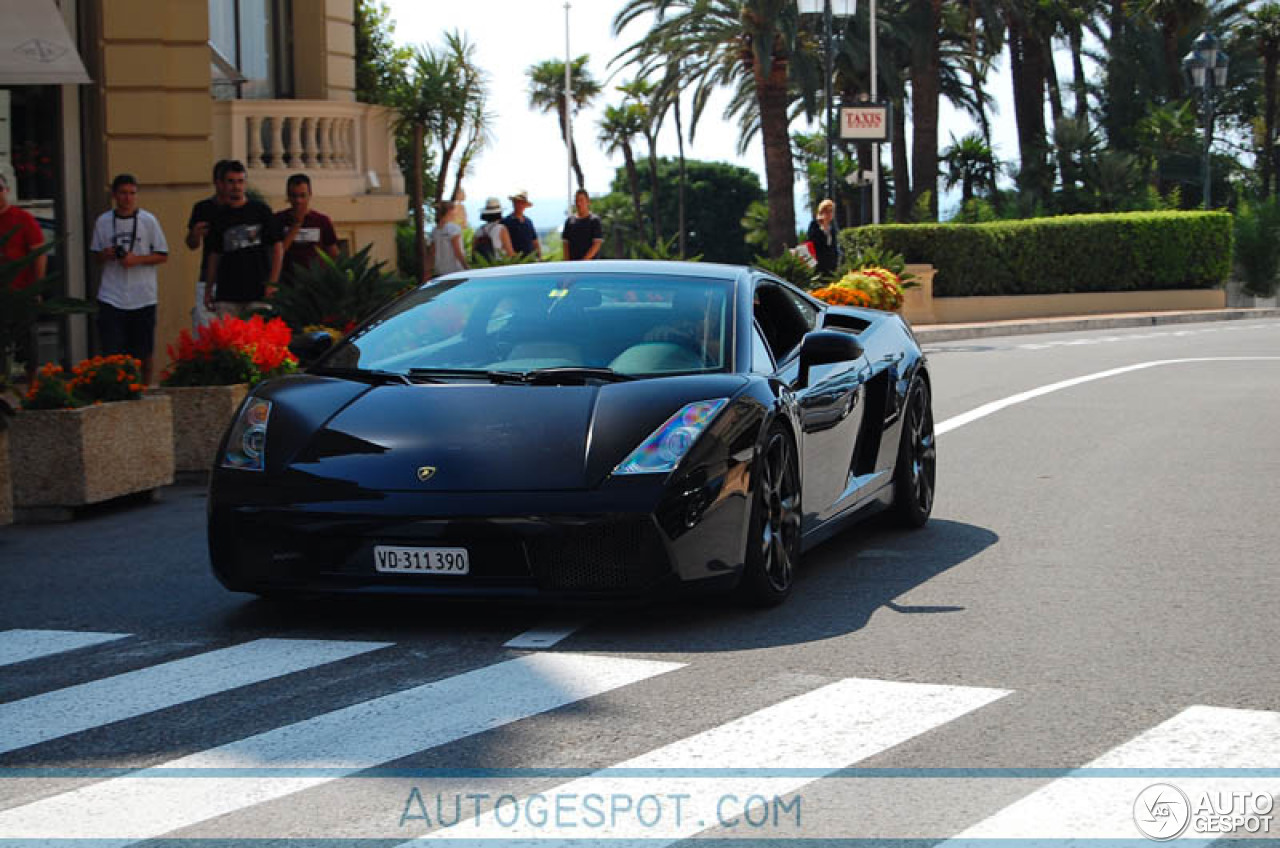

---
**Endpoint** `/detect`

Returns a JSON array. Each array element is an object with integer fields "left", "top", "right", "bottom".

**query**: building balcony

[{"left": 211, "top": 99, "right": 406, "bottom": 202}]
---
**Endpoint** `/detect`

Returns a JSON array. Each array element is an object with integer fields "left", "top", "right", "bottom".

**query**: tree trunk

[
  {"left": 1008, "top": 16, "right": 1052, "bottom": 205},
  {"left": 757, "top": 54, "right": 796, "bottom": 257},
  {"left": 674, "top": 95, "right": 688, "bottom": 258},
  {"left": 892, "top": 95, "right": 911, "bottom": 222},
  {"left": 1265, "top": 51, "right": 1278, "bottom": 197},
  {"left": 413, "top": 123, "right": 427, "bottom": 284},
  {"left": 1069, "top": 25, "right": 1089, "bottom": 123},
  {"left": 645, "top": 134, "right": 662, "bottom": 244},
  {"left": 623, "top": 144, "right": 645, "bottom": 238},
  {"left": 909, "top": 0, "right": 942, "bottom": 221}
]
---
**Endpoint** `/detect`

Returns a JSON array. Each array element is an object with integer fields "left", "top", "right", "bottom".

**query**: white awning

[{"left": 0, "top": 0, "right": 91, "bottom": 86}]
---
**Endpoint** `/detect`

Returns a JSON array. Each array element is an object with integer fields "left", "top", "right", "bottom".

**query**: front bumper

[{"left": 208, "top": 477, "right": 750, "bottom": 601}]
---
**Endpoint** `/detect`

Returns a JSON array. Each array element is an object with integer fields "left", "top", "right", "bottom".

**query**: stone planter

[
  {"left": 152, "top": 384, "right": 248, "bottom": 473},
  {"left": 0, "top": 427, "right": 12, "bottom": 526},
  {"left": 1225, "top": 279, "right": 1279, "bottom": 308},
  {"left": 9, "top": 394, "right": 174, "bottom": 516}
]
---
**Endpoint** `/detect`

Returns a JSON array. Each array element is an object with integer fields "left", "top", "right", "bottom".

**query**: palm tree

[
  {"left": 618, "top": 78, "right": 664, "bottom": 242},
  {"left": 614, "top": 0, "right": 803, "bottom": 257},
  {"left": 941, "top": 132, "right": 998, "bottom": 206},
  {"left": 1132, "top": 0, "right": 1206, "bottom": 99},
  {"left": 527, "top": 56, "right": 602, "bottom": 192},
  {"left": 392, "top": 33, "right": 490, "bottom": 282},
  {"left": 598, "top": 99, "right": 648, "bottom": 237}
]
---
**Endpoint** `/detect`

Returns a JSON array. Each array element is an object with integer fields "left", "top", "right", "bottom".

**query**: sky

[{"left": 381, "top": 0, "right": 1023, "bottom": 226}]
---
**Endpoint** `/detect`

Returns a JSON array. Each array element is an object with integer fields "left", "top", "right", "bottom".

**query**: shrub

[
  {"left": 755, "top": 251, "right": 817, "bottom": 289},
  {"left": 161, "top": 315, "right": 296, "bottom": 387},
  {"left": 841, "top": 212, "right": 1232, "bottom": 297}
]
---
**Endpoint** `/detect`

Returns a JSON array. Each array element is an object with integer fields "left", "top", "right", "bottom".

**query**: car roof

[{"left": 432, "top": 259, "right": 753, "bottom": 284}]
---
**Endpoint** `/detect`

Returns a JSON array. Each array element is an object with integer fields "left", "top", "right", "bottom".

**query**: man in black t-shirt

[
  {"left": 185, "top": 160, "right": 231, "bottom": 326},
  {"left": 203, "top": 160, "right": 283, "bottom": 316},
  {"left": 562, "top": 189, "right": 603, "bottom": 261}
]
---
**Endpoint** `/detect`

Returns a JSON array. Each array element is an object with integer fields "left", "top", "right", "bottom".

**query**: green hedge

[{"left": 840, "top": 212, "right": 1233, "bottom": 297}]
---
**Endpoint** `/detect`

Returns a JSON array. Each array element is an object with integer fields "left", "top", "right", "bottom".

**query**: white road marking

[
  {"left": 406, "top": 677, "right": 1010, "bottom": 844},
  {"left": 0, "top": 653, "right": 682, "bottom": 843},
  {"left": 504, "top": 621, "right": 587, "bottom": 650},
  {"left": 0, "top": 638, "right": 392, "bottom": 755},
  {"left": 950, "top": 705, "right": 1280, "bottom": 840},
  {"left": 937, "top": 357, "right": 1280, "bottom": 436},
  {"left": 1010, "top": 322, "right": 1279, "bottom": 351},
  {"left": 0, "top": 629, "right": 128, "bottom": 668}
]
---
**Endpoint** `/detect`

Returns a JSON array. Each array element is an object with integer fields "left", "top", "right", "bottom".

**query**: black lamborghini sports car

[{"left": 208, "top": 260, "right": 935, "bottom": 605}]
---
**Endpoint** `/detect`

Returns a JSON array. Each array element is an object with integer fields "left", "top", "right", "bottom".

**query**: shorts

[{"left": 97, "top": 301, "right": 157, "bottom": 359}]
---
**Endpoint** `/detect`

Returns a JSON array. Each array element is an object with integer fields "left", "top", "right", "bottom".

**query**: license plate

[{"left": 374, "top": 546, "right": 470, "bottom": 575}]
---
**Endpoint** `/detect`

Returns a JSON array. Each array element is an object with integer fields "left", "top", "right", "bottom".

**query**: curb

[{"left": 910, "top": 307, "right": 1280, "bottom": 344}]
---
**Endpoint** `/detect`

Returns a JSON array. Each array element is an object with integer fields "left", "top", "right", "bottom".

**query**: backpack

[{"left": 473, "top": 223, "right": 497, "bottom": 261}]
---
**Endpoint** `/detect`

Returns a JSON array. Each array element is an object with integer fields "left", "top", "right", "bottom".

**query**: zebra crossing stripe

[
  {"left": 0, "top": 652, "right": 682, "bottom": 843},
  {"left": 407, "top": 676, "right": 1010, "bottom": 844},
  {"left": 0, "top": 629, "right": 128, "bottom": 668},
  {"left": 950, "top": 705, "right": 1280, "bottom": 840},
  {"left": 0, "top": 638, "right": 393, "bottom": 755}
]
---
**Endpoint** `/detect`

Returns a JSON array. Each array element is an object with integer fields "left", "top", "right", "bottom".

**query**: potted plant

[
  {"left": 10, "top": 355, "right": 173, "bottom": 517},
  {"left": 155, "top": 314, "right": 297, "bottom": 473}
]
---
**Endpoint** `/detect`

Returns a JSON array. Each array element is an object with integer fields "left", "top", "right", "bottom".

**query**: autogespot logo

[{"left": 1134, "top": 783, "right": 1191, "bottom": 840}]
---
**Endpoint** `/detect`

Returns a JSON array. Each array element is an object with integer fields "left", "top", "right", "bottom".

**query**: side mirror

[
  {"left": 289, "top": 330, "right": 334, "bottom": 365},
  {"left": 796, "top": 330, "right": 864, "bottom": 389}
]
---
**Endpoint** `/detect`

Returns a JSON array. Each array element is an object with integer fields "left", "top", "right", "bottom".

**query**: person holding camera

[{"left": 91, "top": 173, "right": 169, "bottom": 384}]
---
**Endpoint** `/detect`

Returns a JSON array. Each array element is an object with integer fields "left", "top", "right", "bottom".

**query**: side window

[
  {"left": 753, "top": 281, "right": 810, "bottom": 362},
  {"left": 750, "top": 323, "right": 775, "bottom": 374},
  {"left": 782, "top": 286, "right": 820, "bottom": 330}
]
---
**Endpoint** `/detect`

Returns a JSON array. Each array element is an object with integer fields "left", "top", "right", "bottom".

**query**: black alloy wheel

[
  {"left": 740, "top": 426, "right": 802, "bottom": 606},
  {"left": 891, "top": 377, "right": 936, "bottom": 528}
]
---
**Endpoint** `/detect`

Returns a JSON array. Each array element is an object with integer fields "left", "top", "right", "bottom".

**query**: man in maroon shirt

[
  {"left": 0, "top": 173, "right": 48, "bottom": 383},
  {"left": 275, "top": 173, "right": 338, "bottom": 281}
]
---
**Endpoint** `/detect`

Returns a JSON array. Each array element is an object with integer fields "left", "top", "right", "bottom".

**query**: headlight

[
  {"left": 613, "top": 398, "right": 728, "bottom": 475},
  {"left": 221, "top": 397, "right": 272, "bottom": 471}
]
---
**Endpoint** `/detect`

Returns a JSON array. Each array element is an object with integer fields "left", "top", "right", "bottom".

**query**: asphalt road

[{"left": 1, "top": 316, "right": 1278, "bottom": 843}]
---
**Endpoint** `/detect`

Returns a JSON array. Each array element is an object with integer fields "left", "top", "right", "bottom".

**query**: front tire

[
  {"left": 739, "top": 426, "right": 802, "bottom": 606},
  {"left": 890, "top": 376, "right": 936, "bottom": 528}
]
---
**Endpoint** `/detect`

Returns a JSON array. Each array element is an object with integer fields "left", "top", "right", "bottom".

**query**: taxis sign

[{"left": 839, "top": 104, "right": 891, "bottom": 142}]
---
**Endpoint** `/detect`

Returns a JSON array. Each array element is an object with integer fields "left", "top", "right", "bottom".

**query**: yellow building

[{"left": 1, "top": 0, "right": 406, "bottom": 367}]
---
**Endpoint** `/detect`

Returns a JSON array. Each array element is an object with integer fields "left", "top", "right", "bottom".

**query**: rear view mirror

[{"left": 289, "top": 330, "right": 334, "bottom": 365}]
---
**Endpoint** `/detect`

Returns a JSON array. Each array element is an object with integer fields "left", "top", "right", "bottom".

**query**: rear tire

[
  {"left": 739, "top": 425, "right": 802, "bottom": 607},
  {"left": 889, "top": 376, "right": 936, "bottom": 528}
]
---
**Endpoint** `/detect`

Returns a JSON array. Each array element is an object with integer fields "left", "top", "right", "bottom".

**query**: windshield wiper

[
  {"left": 407, "top": 367, "right": 518, "bottom": 383},
  {"left": 519, "top": 367, "right": 636, "bottom": 384},
  {"left": 312, "top": 366, "right": 425, "bottom": 385}
]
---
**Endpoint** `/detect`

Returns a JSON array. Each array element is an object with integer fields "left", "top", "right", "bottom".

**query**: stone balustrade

[{"left": 212, "top": 99, "right": 404, "bottom": 197}]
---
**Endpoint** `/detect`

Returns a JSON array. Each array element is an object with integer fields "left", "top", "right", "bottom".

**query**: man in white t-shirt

[{"left": 91, "top": 174, "right": 169, "bottom": 384}]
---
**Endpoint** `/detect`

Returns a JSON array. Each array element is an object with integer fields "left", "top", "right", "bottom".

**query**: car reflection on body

[{"left": 208, "top": 260, "right": 935, "bottom": 606}]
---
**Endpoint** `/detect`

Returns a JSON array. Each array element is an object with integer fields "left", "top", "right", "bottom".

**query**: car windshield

[{"left": 319, "top": 272, "right": 733, "bottom": 378}]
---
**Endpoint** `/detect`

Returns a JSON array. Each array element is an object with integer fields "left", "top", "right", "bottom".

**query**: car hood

[{"left": 282, "top": 376, "right": 749, "bottom": 492}]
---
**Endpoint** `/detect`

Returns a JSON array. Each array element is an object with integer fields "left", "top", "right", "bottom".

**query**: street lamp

[
  {"left": 1182, "top": 31, "right": 1230, "bottom": 209},
  {"left": 797, "top": 0, "right": 856, "bottom": 221}
]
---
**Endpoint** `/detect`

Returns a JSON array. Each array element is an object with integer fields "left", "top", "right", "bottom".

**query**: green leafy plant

[
  {"left": 0, "top": 230, "right": 94, "bottom": 403},
  {"left": 754, "top": 251, "right": 818, "bottom": 289},
  {"left": 629, "top": 235, "right": 702, "bottom": 262},
  {"left": 269, "top": 245, "right": 410, "bottom": 333},
  {"left": 1233, "top": 196, "right": 1280, "bottom": 297}
]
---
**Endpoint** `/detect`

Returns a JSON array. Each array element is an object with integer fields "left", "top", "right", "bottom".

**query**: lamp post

[
  {"left": 797, "top": 0, "right": 856, "bottom": 220},
  {"left": 1182, "top": 31, "right": 1230, "bottom": 209}
]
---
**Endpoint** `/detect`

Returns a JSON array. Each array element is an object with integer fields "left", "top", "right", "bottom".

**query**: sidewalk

[{"left": 910, "top": 306, "right": 1280, "bottom": 344}]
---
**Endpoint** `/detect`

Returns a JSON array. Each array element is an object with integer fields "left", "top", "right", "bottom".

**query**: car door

[{"left": 753, "top": 278, "right": 867, "bottom": 525}]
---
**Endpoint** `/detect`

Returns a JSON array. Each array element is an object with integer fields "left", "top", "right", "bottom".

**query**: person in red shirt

[
  {"left": 0, "top": 173, "right": 48, "bottom": 383},
  {"left": 275, "top": 173, "right": 338, "bottom": 281}
]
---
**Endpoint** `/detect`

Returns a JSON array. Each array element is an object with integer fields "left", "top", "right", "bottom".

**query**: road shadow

[
  {"left": 562, "top": 517, "right": 997, "bottom": 653},
  {"left": 212, "top": 517, "right": 995, "bottom": 652}
]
